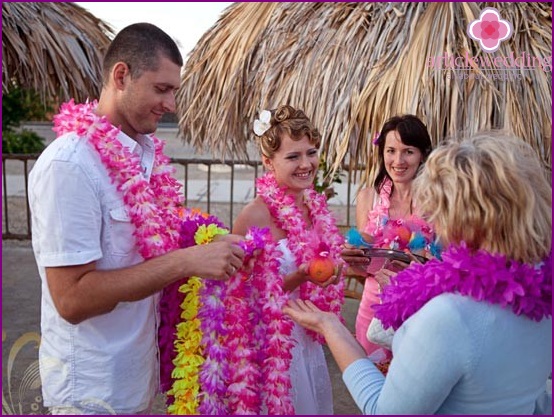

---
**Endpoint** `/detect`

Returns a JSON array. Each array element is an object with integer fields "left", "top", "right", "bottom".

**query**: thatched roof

[
  {"left": 2, "top": 2, "right": 114, "bottom": 102},
  {"left": 176, "top": 2, "right": 552, "bottom": 181}
]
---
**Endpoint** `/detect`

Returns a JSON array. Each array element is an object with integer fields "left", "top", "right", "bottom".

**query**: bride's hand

[{"left": 302, "top": 264, "right": 343, "bottom": 288}]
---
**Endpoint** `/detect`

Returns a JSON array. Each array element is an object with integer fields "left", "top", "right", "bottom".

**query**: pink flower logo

[{"left": 467, "top": 7, "right": 512, "bottom": 53}]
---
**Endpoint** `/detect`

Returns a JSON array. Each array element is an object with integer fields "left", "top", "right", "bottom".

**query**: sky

[{"left": 75, "top": 2, "right": 233, "bottom": 59}]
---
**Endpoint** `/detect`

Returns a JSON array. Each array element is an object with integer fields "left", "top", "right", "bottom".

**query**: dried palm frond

[
  {"left": 2, "top": 2, "right": 114, "bottom": 102},
  {"left": 177, "top": 2, "right": 552, "bottom": 181}
]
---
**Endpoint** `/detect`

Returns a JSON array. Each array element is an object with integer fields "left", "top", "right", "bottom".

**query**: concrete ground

[{"left": 1, "top": 239, "right": 362, "bottom": 415}]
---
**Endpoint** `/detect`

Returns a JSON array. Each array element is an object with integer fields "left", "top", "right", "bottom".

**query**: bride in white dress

[{"left": 233, "top": 105, "right": 344, "bottom": 414}]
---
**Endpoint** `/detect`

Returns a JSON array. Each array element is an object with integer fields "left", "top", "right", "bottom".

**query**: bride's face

[{"left": 264, "top": 133, "right": 319, "bottom": 193}]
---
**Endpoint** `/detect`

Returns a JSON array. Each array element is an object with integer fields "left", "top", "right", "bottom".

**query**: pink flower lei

[
  {"left": 52, "top": 101, "right": 306, "bottom": 414},
  {"left": 52, "top": 99, "right": 183, "bottom": 259},
  {"left": 375, "top": 243, "right": 552, "bottom": 330},
  {"left": 222, "top": 230, "right": 295, "bottom": 415},
  {"left": 161, "top": 221, "right": 294, "bottom": 415},
  {"left": 365, "top": 177, "right": 441, "bottom": 258},
  {"left": 256, "top": 171, "right": 346, "bottom": 341}
]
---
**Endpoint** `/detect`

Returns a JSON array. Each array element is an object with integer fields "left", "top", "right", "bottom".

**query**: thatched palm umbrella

[
  {"left": 176, "top": 2, "right": 551, "bottom": 181},
  {"left": 2, "top": 2, "right": 114, "bottom": 102}
]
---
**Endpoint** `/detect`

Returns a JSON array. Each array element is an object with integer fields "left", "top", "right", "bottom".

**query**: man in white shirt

[{"left": 28, "top": 23, "right": 245, "bottom": 414}]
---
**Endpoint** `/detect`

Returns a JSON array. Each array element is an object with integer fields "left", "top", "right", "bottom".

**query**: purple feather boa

[{"left": 375, "top": 243, "right": 552, "bottom": 330}]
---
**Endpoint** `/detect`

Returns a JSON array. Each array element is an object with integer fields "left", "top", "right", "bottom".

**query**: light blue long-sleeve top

[{"left": 343, "top": 293, "right": 552, "bottom": 414}]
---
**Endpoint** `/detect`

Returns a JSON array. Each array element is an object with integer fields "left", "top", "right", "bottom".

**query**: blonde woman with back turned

[{"left": 284, "top": 132, "right": 552, "bottom": 414}]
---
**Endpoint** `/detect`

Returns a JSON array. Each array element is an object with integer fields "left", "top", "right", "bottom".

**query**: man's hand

[
  {"left": 183, "top": 240, "right": 245, "bottom": 280},
  {"left": 213, "top": 232, "right": 244, "bottom": 245}
]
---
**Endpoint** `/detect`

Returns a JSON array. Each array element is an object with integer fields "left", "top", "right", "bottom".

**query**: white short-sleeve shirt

[{"left": 29, "top": 130, "right": 161, "bottom": 413}]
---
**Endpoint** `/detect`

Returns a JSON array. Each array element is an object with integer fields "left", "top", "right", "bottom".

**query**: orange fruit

[{"left": 308, "top": 257, "right": 335, "bottom": 282}]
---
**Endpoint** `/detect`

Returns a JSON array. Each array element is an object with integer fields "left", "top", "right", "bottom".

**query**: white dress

[{"left": 277, "top": 239, "right": 334, "bottom": 415}]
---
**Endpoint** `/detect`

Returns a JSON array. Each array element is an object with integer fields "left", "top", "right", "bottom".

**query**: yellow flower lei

[{"left": 167, "top": 221, "right": 228, "bottom": 415}]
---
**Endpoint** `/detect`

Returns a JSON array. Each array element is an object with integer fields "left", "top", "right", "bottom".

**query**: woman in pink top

[{"left": 354, "top": 115, "right": 437, "bottom": 362}]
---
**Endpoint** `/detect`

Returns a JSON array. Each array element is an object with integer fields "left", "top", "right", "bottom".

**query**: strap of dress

[{"left": 363, "top": 178, "right": 392, "bottom": 236}]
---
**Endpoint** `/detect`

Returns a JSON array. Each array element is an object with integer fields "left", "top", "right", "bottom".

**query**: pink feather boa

[{"left": 375, "top": 243, "right": 552, "bottom": 330}]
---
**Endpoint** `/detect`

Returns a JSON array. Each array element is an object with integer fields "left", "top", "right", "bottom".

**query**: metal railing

[
  {"left": 2, "top": 154, "right": 360, "bottom": 240},
  {"left": 2, "top": 154, "right": 37, "bottom": 240}
]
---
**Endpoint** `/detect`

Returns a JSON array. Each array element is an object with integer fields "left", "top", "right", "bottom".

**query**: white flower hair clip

[{"left": 253, "top": 110, "right": 272, "bottom": 136}]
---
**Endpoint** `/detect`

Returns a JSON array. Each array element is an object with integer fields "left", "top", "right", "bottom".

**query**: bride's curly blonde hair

[{"left": 255, "top": 105, "right": 321, "bottom": 158}]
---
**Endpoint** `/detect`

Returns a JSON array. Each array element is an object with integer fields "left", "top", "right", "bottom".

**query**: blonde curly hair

[
  {"left": 413, "top": 132, "right": 551, "bottom": 263},
  {"left": 254, "top": 105, "right": 321, "bottom": 158}
]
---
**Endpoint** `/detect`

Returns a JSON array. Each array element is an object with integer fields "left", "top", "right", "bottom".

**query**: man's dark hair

[{"left": 102, "top": 22, "right": 183, "bottom": 84}]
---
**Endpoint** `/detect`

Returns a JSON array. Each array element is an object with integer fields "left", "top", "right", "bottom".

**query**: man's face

[{"left": 118, "top": 55, "right": 181, "bottom": 138}]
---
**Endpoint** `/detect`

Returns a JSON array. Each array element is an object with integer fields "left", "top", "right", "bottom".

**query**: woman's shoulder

[
  {"left": 232, "top": 197, "right": 272, "bottom": 235},
  {"left": 356, "top": 187, "right": 376, "bottom": 217},
  {"left": 357, "top": 186, "right": 376, "bottom": 203},
  {"left": 237, "top": 197, "right": 270, "bottom": 221},
  {"left": 398, "top": 294, "right": 476, "bottom": 355},
  {"left": 409, "top": 293, "right": 503, "bottom": 334},
  {"left": 357, "top": 185, "right": 384, "bottom": 232}
]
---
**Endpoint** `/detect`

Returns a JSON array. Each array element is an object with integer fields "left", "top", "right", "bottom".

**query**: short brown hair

[{"left": 102, "top": 23, "right": 183, "bottom": 84}]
